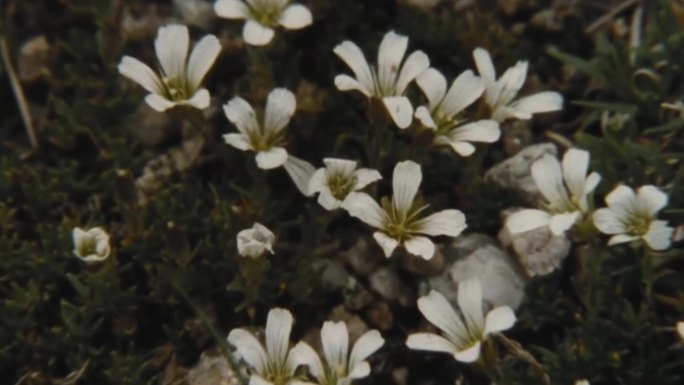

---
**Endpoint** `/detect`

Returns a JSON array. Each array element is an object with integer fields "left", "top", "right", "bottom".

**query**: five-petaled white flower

[
  {"left": 223, "top": 88, "right": 297, "bottom": 170},
  {"left": 214, "top": 0, "right": 312, "bottom": 46},
  {"left": 308, "top": 158, "right": 382, "bottom": 211},
  {"left": 237, "top": 223, "right": 276, "bottom": 258},
  {"left": 118, "top": 24, "right": 221, "bottom": 112},
  {"left": 342, "top": 160, "right": 467, "bottom": 260},
  {"left": 592, "top": 185, "right": 673, "bottom": 250},
  {"left": 72, "top": 227, "right": 111, "bottom": 264},
  {"left": 506, "top": 148, "right": 601, "bottom": 236},
  {"left": 472, "top": 47, "right": 563, "bottom": 123},
  {"left": 292, "top": 321, "right": 385, "bottom": 385},
  {"left": 406, "top": 278, "right": 516, "bottom": 363},
  {"left": 414, "top": 68, "right": 500, "bottom": 156},
  {"left": 333, "top": 31, "right": 430, "bottom": 129},
  {"left": 227, "top": 308, "right": 301, "bottom": 385}
]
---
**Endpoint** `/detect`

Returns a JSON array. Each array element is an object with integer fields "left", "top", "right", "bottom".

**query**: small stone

[
  {"left": 421, "top": 233, "right": 527, "bottom": 310},
  {"left": 499, "top": 208, "right": 571, "bottom": 277},
  {"left": 18, "top": 36, "right": 51, "bottom": 82},
  {"left": 369, "top": 267, "right": 414, "bottom": 306},
  {"left": 399, "top": 246, "right": 445, "bottom": 275},
  {"left": 315, "top": 259, "right": 350, "bottom": 291},
  {"left": 343, "top": 277, "right": 374, "bottom": 311},
  {"left": 173, "top": 0, "right": 216, "bottom": 29},
  {"left": 340, "top": 238, "right": 382, "bottom": 276},
  {"left": 484, "top": 143, "right": 557, "bottom": 205},
  {"left": 121, "top": 5, "right": 173, "bottom": 42},
  {"left": 365, "top": 302, "right": 394, "bottom": 331},
  {"left": 186, "top": 350, "right": 241, "bottom": 385}
]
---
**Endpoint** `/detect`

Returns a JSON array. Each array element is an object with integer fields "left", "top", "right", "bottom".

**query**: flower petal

[
  {"left": 453, "top": 342, "right": 481, "bottom": 363},
  {"left": 265, "top": 308, "right": 294, "bottom": 366},
  {"left": 592, "top": 208, "right": 627, "bottom": 235},
  {"left": 382, "top": 96, "right": 414, "bottom": 129},
  {"left": 414, "top": 106, "right": 437, "bottom": 129},
  {"left": 373, "top": 232, "right": 400, "bottom": 258},
  {"left": 417, "top": 290, "right": 467, "bottom": 343},
  {"left": 333, "top": 41, "right": 374, "bottom": 95},
  {"left": 636, "top": 185, "right": 668, "bottom": 216},
  {"left": 186, "top": 34, "right": 221, "bottom": 88},
  {"left": 249, "top": 375, "right": 273, "bottom": 385},
  {"left": 605, "top": 185, "right": 637, "bottom": 220},
  {"left": 224, "top": 96, "right": 259, "bottom": 136},
  {"left": 307, "top": 168, "right": 327, "bottom": 195},
  {"left": 291, "top": 342, "right": 324, "bottom": 382},
  {"left": 561, "top": 148, "right": 590, "bottom": 201},
  {"left": 256, "top": 147, "right": 288, "bottom": 170},
  {"left": 440, "top": 138, "right": 476, "bottom": 157},
  {"left": 377, "top": 31, "right": 408, "bottom": 94},
  {"left": 510, "top": 91, "right": 563, "bottom": 115},
  {"left": 278, "top": 4, "right": 313, "bottom": 30},
  {"left": 145, "top": 93, "right": 176, "bottom": 112},
  {"left": 607, "top": 234, "right": 640, "bottom": 246},
  {"left": 406, "top": 333, "right": 456, "bottom": 354},
  {"left": 353, "top": 168, "right": 382, "bottom": 190},
  {"left": 118, "top": 56, "right": 161, "bottom": 93},
  {"left": 440, "top": 70, "right": 484, "bottom": 117},
  {"left": 334, "top": 74, "right": 371, "bottom": 96},
  {"left": 472, "top": 47, "right": 497, "bottom": 102},
  {"left": 448, "top": 120, "right": 500, "bottom": 143},
  {"left": 404, "top": 236, "right": 435, "bottom": 260},
  {"left": 283, "top": 155, "right": 316, "bottom": 195},
  {"left": 497, "top": 61, "right": 528, "bottom": 106},
  {"left": 243, "top": 20, "right": 275, "bottom": 46},
  {"left": 223, "top": 133, "right": 253, "bottom": 151},
  {"left": 182, "top": 88, "right": 211, "bottom": 110},
  {"left": 392, "top": 160, "right": 422, "bottom": 213},
  {"left": 347, "top": 361, "right": 370, "bottom": 379},
  {"left": 505, "top": 209, "right": 552, "bottom": 234},
  {"left": 227, "top": 328, "right": 268, "bottom": 372},
  {"left": 644, "top": 220, "right": 673, "bottom": 250},
  {"left": 155, "top": 24, "right": 189, "bottom": 78},
  {"left": 343, "top": 192, "right": 386, "bottom": 229},
  {"left": 214, "top": 0, "right": 250, "bottom": 18},
  {"left": 349, "top": 330, "right": 384, "bottom": 370},
  {"left": 414, "top": 209, "right": 467, "bottom": 237},
  {"left": 264, "top": 88, "right": 296, "bottom": 134},
  {"left": 483, "top": 306, "right": 516, "bottom": 336},
  {"left": 548, "top": 211, "right": 580, "bottom": 235},
  {"left": 317, "top": 188, "right": 342, "bottom": 210},
  {"left": 532, "top": 153, "right": 570, "bottom": 207},
  {"left": 321, "top": 321, "right": 349, "bottom": 369},
  {"left": 416, "top": 68, "right": 447, "bottom": 110},
  {"left": 394, "top": 50, "right": 430, "bottom": 95},
  {"left": 457, "top": 278, "right": 484, "bottom": 336}
]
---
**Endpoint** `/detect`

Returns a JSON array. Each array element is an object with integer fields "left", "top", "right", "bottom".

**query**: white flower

[
  {"left": 472, "top": 47, "right": 563, "bottom": 123},
  {"left": 237, "top": 223, "right": 275, "bottom": 258},
  {"left": 227, "top": 308, "right": 301, "bottom": 385},
  {"left": 223, "top": 88, "right": 297, "bottom": 170},
  {"left": 342, "top": 160, "right": 467, "bottom": 260},
  {"left": 414, "top": 68, "right": 500, "bottom": 156},
  {"left": 506, "top": 148, "right": 601, "bottom": 236},
  {"left": 592, "top": 185, "right": 673, "bottom": 250},
  {"left": 308, "top": 159, "right": 382, "bottom": 211},
  {"left": 118, "top": 24, "right": 221, "bottom": 112},
  {"left": 292, "top": 321, "right": 385, "bottom": 385},
  {"left": 214, "top": 0, "right": 312, "bottom": 46},
  {"left": 406, "top": 278, "right": 516, "bottom": 363},
  {"left": 72, "top": 227, "right": 111, "bottom": 264},
  {"left": 333, "top": 31, "right": 430, "bottom": 129},
  {"left": 677, "top": 321, "right": 684, "bottom": 340}
]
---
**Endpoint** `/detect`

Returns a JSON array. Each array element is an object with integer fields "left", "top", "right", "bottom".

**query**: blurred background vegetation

[{"left": 1, "top": 0, "right": 683, "bottom": 384}]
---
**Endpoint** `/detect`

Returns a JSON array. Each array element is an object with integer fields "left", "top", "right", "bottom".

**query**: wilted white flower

[
  {"left": 342, "top": 160, "right": 467, "bottom": 260},
  {"left": 472, "top": 47, "right": 563, "bottom": 123},
  {"left": 118, "top": 24, "right": 221, "bottom": 112},
  {"left": 72, "top": 227, "right": 111, "bottom": 264},
  {"left": 214, "top": 0, "right": 312, "bottom": 46},
  {"left": 223, "top": 88, "right": 297, "bottom": 170},
  {"left": 308, "top": 158, "right": 382, "bottom": 211},
  {"left": 414, "top": 68, "right": 500, "bottom": 156},
  {"left": 292, "top": 321, "right": 385, "bottom": 385},
  {"left": 237, "top": 223, "right": 275, "bottom": 258},
  {"left": 592, "top": 185, "right": 673, "bottom": 250},
  {"left": 506, "top": 148, "right": 601, "bottom": 236},
  {"left": 406, "top": 278, "right": 516, "bottom": 363},
  {"left": 227, "top": 308, "right": 301, "bottom": 385},
  {"left": 334, "top": 31, "right": 430, "bottom": 129}
]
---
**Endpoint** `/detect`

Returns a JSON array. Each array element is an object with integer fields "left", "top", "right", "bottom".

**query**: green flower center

[
  {"left": 327, "top": 173, "right": 357, "bottom": 201},
  {"left": 161, "top": 75, "right": 193, "bottom": 102},
  {"left": 381, "top": 197, "right": 429, "bottom": 242},
  {"left": 250, "top": 2, "right": 285, "bottom": 27},
  {"left": 627, "top": 215, "right": 650, "bottom": 236},
  {"left": 77, "top": 238, "right": 97, "bottom": 257}
]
